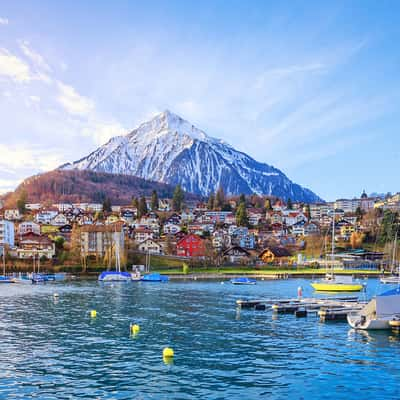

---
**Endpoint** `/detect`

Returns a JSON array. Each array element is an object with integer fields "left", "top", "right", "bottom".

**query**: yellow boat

[{"left": 311, "top": 282, "right": 364, "bottom": 292}]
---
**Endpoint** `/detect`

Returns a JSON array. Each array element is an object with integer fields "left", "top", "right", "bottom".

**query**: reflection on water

[{"left": 0, "top": 278, "right": 399, "bottom": 399}]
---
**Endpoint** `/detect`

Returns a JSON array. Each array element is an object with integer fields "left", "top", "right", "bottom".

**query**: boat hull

[
  {"left": 347, "top": 315, "right": 391, "bottom": 330},
  {"left": 311, "top": 282, "right": 363, "bottom": 292}
]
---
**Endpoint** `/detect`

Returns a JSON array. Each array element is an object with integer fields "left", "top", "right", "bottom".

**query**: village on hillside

[{"left": 0, "top": 187, "right": 399, "bottom": 273}]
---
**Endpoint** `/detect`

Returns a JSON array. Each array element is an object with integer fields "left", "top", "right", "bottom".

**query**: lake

[{"left": 0, "top": 278, "right": 399, "bottom": 399}]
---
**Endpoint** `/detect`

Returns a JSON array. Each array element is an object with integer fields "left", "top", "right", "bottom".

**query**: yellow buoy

[
  {"left": 90, "top": 310, "right": 97, "bottom": 318},
  {"left": 163, "top": 347, "right": 174, "bottom": 358},
  {"left": 130, "top": 324, "right": 140, "bottom": 335}
]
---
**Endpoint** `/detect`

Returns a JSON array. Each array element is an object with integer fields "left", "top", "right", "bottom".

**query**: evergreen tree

[
  {"left": 215, "top": 186, "right": 225, "bottom": 209},
  {"left": 236, "top": 201, "right": 249, "bottom": 227},
  {"left": 151, "top": 190, "right": 159, "bottom": 211},
  {"left": 172, "top": 185, "right": 184, "bottom": 211},
  {"left": 305, "top": 204, "right": 311, "bottom": 220},
  {"left": 138, "top": 196, "right": 148, "bottom": 218},
  {"left": 207, "top": 192, "right": 215, "bottom": 210},
  {"left": 132, "top": 197, "right": 139, "bottom": 209},
  {"left": 102, "top": 197, "right": 112, "bottom": 212},
  {"left": 16, "top": 190, "right": 27, "bottom": 214},
  {"left": 287, "top": 198, "right": 293, "bottom": 210},
  {"left": 239, "top": 193, "right": 246, "bottom": 205}
]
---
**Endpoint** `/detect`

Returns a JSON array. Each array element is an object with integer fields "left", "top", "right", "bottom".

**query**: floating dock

[{"left": 236, "top": 296, "right": 366, "bottom": 323}]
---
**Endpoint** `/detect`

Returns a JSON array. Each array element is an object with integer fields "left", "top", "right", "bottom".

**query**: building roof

[{"left": 259, "top": 246, "right": 292, "bottom": 258}]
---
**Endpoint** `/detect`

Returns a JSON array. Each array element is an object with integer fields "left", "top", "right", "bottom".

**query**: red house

[{"left": 176, "top": 234, "right": 205, "bottom": 258}]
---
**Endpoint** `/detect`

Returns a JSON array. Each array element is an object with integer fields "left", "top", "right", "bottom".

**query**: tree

[
  {"left": 305, "top": 204, "right": 311, "bottom": 220},
  {"left": 264, "top": 199, "right": 273, "bottom": 211},
  {"left": 236, "top": 201, "right": 249, "bottom": 227},
  {"left": 355, "top": 206, "right": 364, "bottom": 222},
  {"left": 151, "top": 190, "right": 159, "bottom": 211},
  {"left": 16, "top": 190, "right": 28, "bottom": 214},
  {"left": 54, "top": 236, "right": 65, "bottom": 251},
  {"left": 239, "top": 193, "right": 246, "bottom": 205},
  {"left": 350, "top": 232, "right": 365, "bottom": 249},
  {"left": 138, "top": 196, "right": 148, "bottom": 218},
  {"left": 215, "top": 186, "right": 225, "bottom": 209},
  {"left": 102, "top": 197, "right": 112, "bottom": 213},
  {"left": 287, "top": 198, "right": 293, "bottom": 210},
  {"left": 207, "top": 192, "right": 215, "bottom": 210},
  {"left": 172, "top": 185, "right": 184, "bottom": 211},
  {"left": 132, "top": 197, "right": 139, "bottom": 209}
]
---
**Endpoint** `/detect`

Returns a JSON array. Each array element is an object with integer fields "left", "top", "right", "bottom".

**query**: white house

[
  {"left": 163, "top": 223, "right": 181, "bottom": 235},
  {"left": 4, "top": 209, "right": 21, "bottom": 221},
  {"left": 18, "top": 221, "right": 40, "bottom": 236},
  {"left": 35, "top": 210, "right": 59, "bottom": 224},
  {"left": 26, "top": 203, "right": 42, "bottom": 211},
  {"left": 137, "top": 238, "right": 164, "bottom": 254},
  {"left": 51, "top": 213, "right": 69, "bottom": 226}
]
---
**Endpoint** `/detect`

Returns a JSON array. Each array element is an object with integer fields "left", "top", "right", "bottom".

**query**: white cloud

[
  {"left": 0, "top": 48, "right": 32, "bottom": 82},
  {"left": 18, "top": 40, "right": 51, "bottom": 72},
  {"left": 0, "top": 18, "right": 8, "bottom": 26},
  {"left": 56, "top": 81, "right": 95, "bottom": 116},
  {"left": 29, "top": 95, "right": 40, "bottom": 103}
]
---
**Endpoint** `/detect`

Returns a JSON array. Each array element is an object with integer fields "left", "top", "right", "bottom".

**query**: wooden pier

[{"left": 236, "top": 296, "right": 366, "bottom": 323}]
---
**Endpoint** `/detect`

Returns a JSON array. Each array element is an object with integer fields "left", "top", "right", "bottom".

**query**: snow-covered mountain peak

[
  {"left": 128, "top": 109, "right": 211, "bottom": 145},
  {"left": 60, "top": 110, "right": 322, "bottom": 202}
]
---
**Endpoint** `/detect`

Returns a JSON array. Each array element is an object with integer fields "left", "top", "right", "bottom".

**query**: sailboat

[
  {"left": 380, "top": 231, "right": 400, "bottom": 284},
  {"left": 140, "top": 250, "right": 169, "bottom": 282},
  {"left": 347, "top": 287, "right": 400, "bottom": 330},
  {"left": 98, "top": 228, "right": 131, "bottom": 282},
  {"left": 0, "top": 246, "right": 15, "bottom": 283},
  {"left": 311, "top": 211, "right": 365, "bottom": 292}
]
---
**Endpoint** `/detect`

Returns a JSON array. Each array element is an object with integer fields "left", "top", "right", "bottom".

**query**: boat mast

[
  {"left": 115, "top": 227, "right": 121, "bottom": 273},
  {"left": 2, "top": 246, "right": 5, "bottom": 276},
  {"left": 331, "top": 209, "right": 335, "bottom": 268}
]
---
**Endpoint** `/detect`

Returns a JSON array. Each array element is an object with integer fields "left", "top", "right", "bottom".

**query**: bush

[{"left": 182, "top": 263, "right": 189, "bottom": 275}]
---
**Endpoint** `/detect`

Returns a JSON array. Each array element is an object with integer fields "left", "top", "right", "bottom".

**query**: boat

[
  {"left": 0, "top": 275, "right": 16, "bottom": 283},
  {"left": 141, "top": 273, "right": 169, "bottom": 282},
  {"left": 0, "top": 246, "right": 15, "bottom": 283},
  {"left": 347, "top": 287, "right": 400, "bottom": 330},
  {"left": 230, "top": 277, "right": 257, "bottom": 285},
  {"left": 311, "top": 211, "right": 365, "bottom": 292},
  {"left": 380, "top": 276, "right": 400, "bottom": 284},
  {"left": 98, "top": 228, "right": 131, "bottom": 282},
  {"left": 14, "top": 273, "right": 33, "bottom": 284},
  {"left": 311, "top": 274, "right": 365, "bottom": 292},
  {"left": 380, "top": 231, "right": 399, "bottom": 284}
]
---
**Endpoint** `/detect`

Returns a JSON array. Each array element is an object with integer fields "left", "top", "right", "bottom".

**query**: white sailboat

[{"left": 98, "top": 228, "right": 131, "bottom": 282}]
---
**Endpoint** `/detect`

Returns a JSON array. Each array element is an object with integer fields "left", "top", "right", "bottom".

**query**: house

[
  {"left": 137, "top": 238, "right": 164, "bottom": 255},
  {"left": 223, "top": 245, "right": 251, "bottom": 264},
  {"left": 134, "top": 227, "right": 153, "bottom": 242},
  {"left": 176, "top": 234, "right": 205, "bottom": 257},
  {"left": 231, "top": 227, "right": 255, "bottom": 249},
  {"left": 106, "top": 215, "right": 120, "bottom": 224},
  {"left": 4, "top": 209, "right": 21, "bottom": 221},
  {"left": 51, "top": 213, "right": 69, "bottom": 226},
  {"left": 26, "top": 203, "right": 42, "bottom": 211},
  {"left": 35, "top": 209, "right": 58, "bottom": 224},
  {"left": 259, "top": 246, "right": 292, "bottom": 264},
  {"left": 0, "top": 220, "right": 15, "bottom": 246},
  {"left": 79, "top": 222, "right": 124, "bottom": 257},
  {"left": 163, "top": 223, "right": 181, "bottom": 235},
  {"left": 18, "top": 221, "right": 40, "bottom": 236},
  {"left": 166, "top": 213, "right": 181, "bottom": 225},
  {"left": 120, "top": 209, "right": 135, "bottom": 222},
  {"left": 158, "top": 199, "right": 171, "bottom": 212},
  {"left": 248, "top": 209, "right": 263, "bottom": 226},
  {"left": 304, "top": 222, "right": 320, "bottom": 236},
  {"left": 17, "top": 232, "right": 55, "bottom": 259},
  {"left": 283, "top": 211, "right": 307, "bottom": 227},
  {"left": 340, "top": 224, "right": 356, "bottom": 240},
  {"left": 53, "top": 203, "right": 73, "bottom": 212}
]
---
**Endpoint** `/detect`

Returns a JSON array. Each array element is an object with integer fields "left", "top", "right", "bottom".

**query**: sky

[{"left": 0, "top": 0, "right": 399, "bottom": 201}]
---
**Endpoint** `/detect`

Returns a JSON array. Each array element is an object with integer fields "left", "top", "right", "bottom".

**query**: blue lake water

[{"left": 0, "top": 278, "right": 399, "bottom": 399}]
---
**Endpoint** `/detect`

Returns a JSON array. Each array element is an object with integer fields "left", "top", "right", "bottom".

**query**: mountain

[
  {"left": 61, "top": 110, "right": 322, "bottom": 202},
  {"left": 3, "top": 170, "right": 199, "bottom": 207}
]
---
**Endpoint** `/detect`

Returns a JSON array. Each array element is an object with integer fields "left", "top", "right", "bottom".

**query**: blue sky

[{"left": 0, "top": 1, "right": 399, "bottom": 201}]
